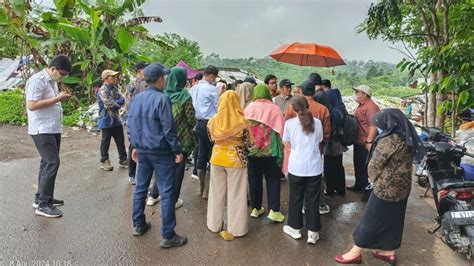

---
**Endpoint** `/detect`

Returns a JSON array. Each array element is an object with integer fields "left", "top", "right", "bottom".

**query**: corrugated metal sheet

[{"left": 0, "top": 58, "right": 22, "bottom": 90}]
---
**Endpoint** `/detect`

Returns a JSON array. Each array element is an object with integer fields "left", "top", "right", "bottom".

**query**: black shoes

[
  {"left": 160, "top": 234, "right": 188, "bottom": 249},
  {"left": 133, "top": 222, "right": 151, "bottom": 236},
  {"left": 35, "top": 205, "right": 63, "bottom": 218}
]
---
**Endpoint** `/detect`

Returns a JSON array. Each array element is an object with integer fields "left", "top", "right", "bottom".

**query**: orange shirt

[
  {"left": 354, "top": 99, "right": 380, "bottom": 145},
  {"left": 284, "top": 96, "right": 331, "bottom": 143}
]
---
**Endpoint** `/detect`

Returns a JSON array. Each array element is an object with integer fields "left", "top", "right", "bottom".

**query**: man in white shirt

[{"left": 26, "top": 55, "right": 72, "bottom": 218}]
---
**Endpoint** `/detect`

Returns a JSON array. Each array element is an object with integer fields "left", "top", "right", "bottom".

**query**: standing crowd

[{"left": 25, "top": 55, "right": 424, "bottom": 264}]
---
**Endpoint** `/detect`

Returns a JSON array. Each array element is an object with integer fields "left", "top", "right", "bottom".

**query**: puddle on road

[{"left": 333, "top": 202, "right": 362, "bottom": 223}]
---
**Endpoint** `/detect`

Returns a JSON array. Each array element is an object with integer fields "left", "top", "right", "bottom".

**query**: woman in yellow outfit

[{"left": 207, "top": 90, "right": 250, "bottom": 240}]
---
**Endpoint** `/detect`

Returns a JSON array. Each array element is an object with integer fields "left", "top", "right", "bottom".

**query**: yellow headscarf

[{"left": 208, "top": 90, "right": 249, "bottom": 141}]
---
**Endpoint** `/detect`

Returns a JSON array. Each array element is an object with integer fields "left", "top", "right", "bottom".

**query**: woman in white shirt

[{"left": 282, "top": 95, "right": 324, "bottom": 245}]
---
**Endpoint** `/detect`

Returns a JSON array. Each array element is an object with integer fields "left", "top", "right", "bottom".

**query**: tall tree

[{"left": 359, "top": 0, "right": 473, "bottom": 130}]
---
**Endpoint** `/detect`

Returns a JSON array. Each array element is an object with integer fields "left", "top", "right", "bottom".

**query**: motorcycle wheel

[{"left": 417, "top": 175, "right": 429, "bottom": 188}]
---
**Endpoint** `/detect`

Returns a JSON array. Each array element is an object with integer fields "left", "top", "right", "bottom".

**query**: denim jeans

[
  {"left": 132, "top": 152, "right": 177, "bottom": 239},
  {"left": 149, "top": 152, "right": 189, "bottom": 202}
]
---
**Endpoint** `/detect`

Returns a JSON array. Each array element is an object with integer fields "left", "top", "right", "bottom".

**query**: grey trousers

[{"left": 31, "top": 134, "right": 61, "bottom": 207}]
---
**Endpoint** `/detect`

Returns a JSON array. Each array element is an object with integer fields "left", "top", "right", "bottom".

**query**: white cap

[{"left": 353, "top": 85, "right": 372, "bottom": 96}]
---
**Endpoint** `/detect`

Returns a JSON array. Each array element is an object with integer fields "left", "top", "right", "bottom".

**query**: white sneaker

[
  {"left": 283, "top": 225, "right": 302, "bottom": 239},
  {"left": 146, "top": 195, "right": 161, "bottom": 206},
  {"left": 307, "top": 230, "right": 320, "bottom": 244},
  {"left": 175, "top": 198, "right": 183, "bottom": 209},
  {"left": 319, "top": 204, "right": 330, "bottom": 215},
  {"left": 191, "top": 174, "right": 199, "bottom": 180}
]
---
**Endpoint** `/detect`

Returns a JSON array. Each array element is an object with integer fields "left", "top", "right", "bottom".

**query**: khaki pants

[{"left": 207, "top": 164, "right": 248, "bottom": 237}]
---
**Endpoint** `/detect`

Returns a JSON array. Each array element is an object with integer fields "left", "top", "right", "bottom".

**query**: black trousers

[
  {"left": 31, "top": 134, "right": 61, "bottom": 207},
  {"left": 324, "top": 154, "right": 346, "bottom": 194},
  {"left": 192, "top": 131, "right": 199, "bottom": 175},
  {"left": 149, "top": 152, "right": 188, "bottom": 202},
  {"left": 353, "top": 144, "right": 369, "bottom": 190},
  {"left": 128, "top": 144, "right": 136, "bottom": 177},
  {"left": 248, "top": 156, "right": 281, "bottom": 211},
  {"left": 288, "top": 173, "right": 322, "bottom": 232},
  {"left": 100, "top": 125, "right": 127, "bottom": 163},
  {"left": 195, "top": 120, "right": 212, "bottom": 170}
]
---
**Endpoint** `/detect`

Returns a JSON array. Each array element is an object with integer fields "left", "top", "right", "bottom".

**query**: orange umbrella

[{"left": 269, "top": 42, "right": 345, "bottom": 67}]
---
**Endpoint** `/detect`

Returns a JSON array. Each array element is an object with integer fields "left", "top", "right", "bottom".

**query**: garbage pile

[{"left": 76, "top": 103, "right": 100, "bottom": 132}]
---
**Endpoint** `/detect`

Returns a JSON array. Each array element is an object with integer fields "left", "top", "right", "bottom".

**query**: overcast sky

[{"left": 141, "top": 0, "right": 406, "bottom": 63}]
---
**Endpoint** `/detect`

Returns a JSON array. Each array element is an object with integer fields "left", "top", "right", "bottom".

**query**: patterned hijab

[
  {"left": 164, "top": 67, "right": 191, "bottom": 105},
  {"left": 236, "top": 82, "right": 253, "bottom": 109},
  {"left": 208, "top": 90, "right": 249, "bottom": 141},
  {"left": 368, "top": 108, "right": 425, "bottom": 163}
]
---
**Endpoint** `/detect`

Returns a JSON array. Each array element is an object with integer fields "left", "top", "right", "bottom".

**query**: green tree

[
  {"left": 133, "top": 33, "right": 203, "bottom": 68},
  {"left": 366, "top": 65, "right": 379, "bottom": 80},
  {"left": 0, "top": 0, "right": 172, "bottom": 103},
  {"left": 360, "top": 0, "right": 474, "bottom": 131}
]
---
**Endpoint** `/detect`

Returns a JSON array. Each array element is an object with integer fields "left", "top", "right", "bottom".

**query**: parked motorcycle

[
  {"left": 425, "top": 140, "right": 474, "bottom": 259},
  {"left": 415, "top": 125, "right": 452, "bottom": 188}
]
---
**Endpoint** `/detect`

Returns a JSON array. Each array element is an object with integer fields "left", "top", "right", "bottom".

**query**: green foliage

[
  {"left": 0, "top": 89, "right": 26, "bottom": 125},
  {"left": 0, "top": 0, "right": 171, "bottom": 103},
  {"left": 360, "top": 0, "right": 474, "bottom": 128},
  {"left": 62, "top": 110, "right": 81, "bottom": 126},
  {"left": 0, "top": 28, "right": 20, "bottom": 59},
  {"left": 203, "top": 55, "right": 417, "bottom": 98},
  {"left": 0, "top": 89, "right": 85, "bottom": 127},
  {"left": 133, "top": 33, "right": 203, "bottom": 68}
]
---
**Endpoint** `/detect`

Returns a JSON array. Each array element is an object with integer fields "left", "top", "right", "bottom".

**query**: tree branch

[
  {"left": 416, "top": 0, "right": 436, "bottom": 46},
  {"left": 427, "top": 3, "right": 441, "bottom": 45},
  {"left": 442, "top": 0, "right": 450, "bottom": 45}
]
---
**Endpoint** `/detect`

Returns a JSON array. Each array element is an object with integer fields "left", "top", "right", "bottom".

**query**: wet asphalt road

[{"left": 0, "top": 126, "right": 471, "bottom": 265}]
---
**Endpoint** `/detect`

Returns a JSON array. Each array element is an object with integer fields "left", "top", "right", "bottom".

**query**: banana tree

[{"left": 0, "top": 0, "right": 173, "bottom": 103}]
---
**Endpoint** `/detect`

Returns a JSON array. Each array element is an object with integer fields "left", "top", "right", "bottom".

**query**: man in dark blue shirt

[{"left": 128, "top": 63, "right": 187, "bottom": 248}]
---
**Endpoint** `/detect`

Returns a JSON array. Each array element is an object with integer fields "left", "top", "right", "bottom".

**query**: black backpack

[{"left": 340, "top": 114, "right": 357, "bottom": 146}]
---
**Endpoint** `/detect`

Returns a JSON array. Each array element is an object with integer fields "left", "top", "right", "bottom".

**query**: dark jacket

[
  {"left": 313, "top": 90, "right": 331, "bottom": 111},
  {"left": 128, "top": 87, "right": 182, "bottom": 155}
]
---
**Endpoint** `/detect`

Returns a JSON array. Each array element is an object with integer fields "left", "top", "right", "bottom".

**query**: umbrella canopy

[
  {"left": 269, "top": 42, "right": 345, "bottom": 67},
  {"left": 176, "top": 60, "right": 202, "bottom": 79}
]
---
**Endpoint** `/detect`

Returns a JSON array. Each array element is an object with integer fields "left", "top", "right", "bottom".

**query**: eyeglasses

[
  {"left": 268, "top": 82, "right": 277, "bottom": 85},
  {"left": 58, "top": 69, "right": 69, "bottom": 77}
]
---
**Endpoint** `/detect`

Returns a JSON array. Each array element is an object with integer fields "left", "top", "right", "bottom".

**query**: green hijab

[
  {"left": 164, "top": 66, "right": 191, "bottom": 105},
  {"left": 252, "top": 84, "right": 272, "bottom": 101}
]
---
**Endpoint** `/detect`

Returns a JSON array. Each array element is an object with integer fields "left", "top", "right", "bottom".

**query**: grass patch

[
  {"left": 0, "top": 89, "right": 83, "bottom": 127},
  {"left": 0, "top": 89, "right": 27, "bottom": 125}
]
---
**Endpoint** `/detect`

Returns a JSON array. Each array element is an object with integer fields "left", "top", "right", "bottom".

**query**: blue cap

[{"left": 143, "top": 62, "right": 170, "bottom": 81}]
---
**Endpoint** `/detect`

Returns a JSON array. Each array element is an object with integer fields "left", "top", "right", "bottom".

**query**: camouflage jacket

[{"left": 368, "top": 133, "right": 413, "bottom": 202}]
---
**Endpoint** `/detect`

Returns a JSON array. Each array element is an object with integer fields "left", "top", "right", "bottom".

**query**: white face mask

[{"left": 50, "top": 69, "right": 66, "bottom": 81}]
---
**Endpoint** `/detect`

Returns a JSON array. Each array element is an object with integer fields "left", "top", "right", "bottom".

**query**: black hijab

[{"left": 368, "top": 108, "right": 425, "bottom": 163}]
